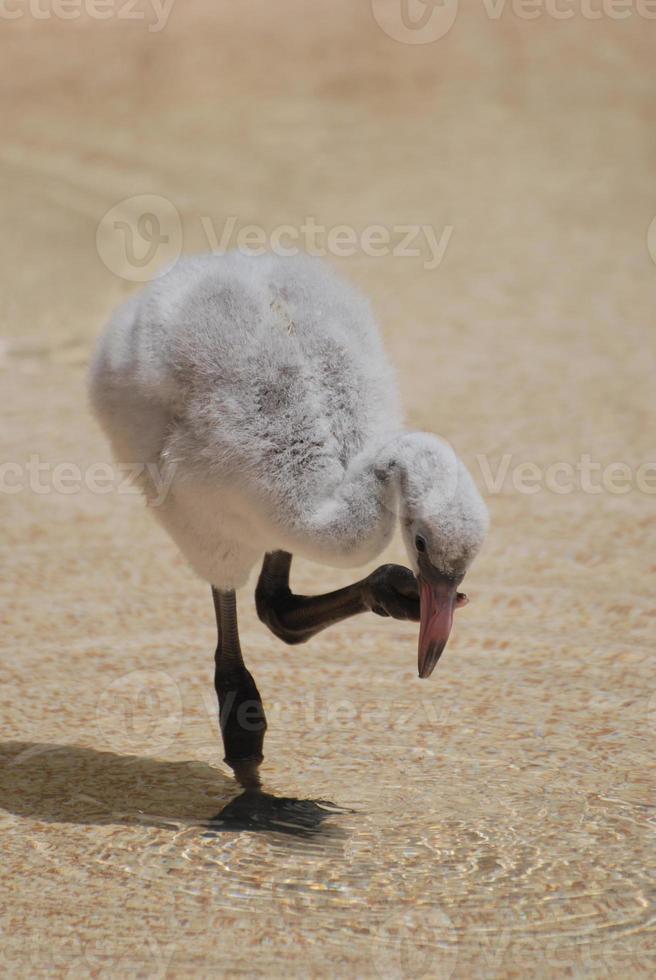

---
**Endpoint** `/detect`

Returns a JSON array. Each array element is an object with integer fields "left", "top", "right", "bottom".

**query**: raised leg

[
  {"left": 212, "top": 588, "right": 267, "bottom": 789},
  {"left": 255, "top": 551, "right": 419, "bottom": 645}
]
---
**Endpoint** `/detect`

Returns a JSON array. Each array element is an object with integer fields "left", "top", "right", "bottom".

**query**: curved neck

[{"left": 278, "top": 435, "right": 408, "bottom": 566}]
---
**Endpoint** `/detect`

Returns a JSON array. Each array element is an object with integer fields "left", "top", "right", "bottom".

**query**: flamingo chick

[{"left": 89, "top": 252, "right": 488, "bottom": 788}]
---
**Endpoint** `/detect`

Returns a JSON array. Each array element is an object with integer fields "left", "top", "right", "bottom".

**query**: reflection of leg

[
  {"left": 255, "top": 550, "right": 419, "bottom": 644},
  {"left": 212, "top": 588, "right": 267, "bottom": 790}
]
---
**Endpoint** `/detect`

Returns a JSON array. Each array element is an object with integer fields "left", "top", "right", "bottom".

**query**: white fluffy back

[{"left": 88, "top": 252, "right": 403, "bottom": 587}]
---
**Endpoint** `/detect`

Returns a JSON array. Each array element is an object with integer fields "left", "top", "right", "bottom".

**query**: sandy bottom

[{"left": 1, "top": 2, "right": 654, "bottom": 977}]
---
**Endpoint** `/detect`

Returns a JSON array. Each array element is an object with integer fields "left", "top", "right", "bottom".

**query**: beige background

[{"left": 1, "top": 1, "right": 654, "bottom": 977}]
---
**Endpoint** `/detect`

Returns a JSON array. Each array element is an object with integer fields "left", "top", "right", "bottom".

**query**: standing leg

[{"left": 212, "top": 588, "right": 267, "bottom": 790}]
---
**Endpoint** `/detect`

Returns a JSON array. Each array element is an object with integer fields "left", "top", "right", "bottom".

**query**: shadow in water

[
  {"left": 206, "top": 790, "right": 353, "bottom": 837},
  {"left": 0, "top": 741, "right": 353, "bottom": 840}
]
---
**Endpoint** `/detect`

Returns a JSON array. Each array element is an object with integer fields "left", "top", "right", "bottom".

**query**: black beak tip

[{"left": 418, "top": 642, "right": 447, "bottom": 679}]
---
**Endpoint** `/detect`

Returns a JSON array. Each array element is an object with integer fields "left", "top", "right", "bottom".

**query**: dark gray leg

[
  {"left": 213, "top": 588, "right": 267, "bottom": 789},
  {"left": 255, "top": 551, "right": 419, "bottom": 645}
]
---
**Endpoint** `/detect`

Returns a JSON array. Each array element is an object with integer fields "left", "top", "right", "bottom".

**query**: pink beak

[{"left": 417, "top": 577, "right": 468, "bottom": 678}]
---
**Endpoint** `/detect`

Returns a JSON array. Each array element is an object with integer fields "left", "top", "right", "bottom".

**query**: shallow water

[{"left": 1, "top": 676, "right": 653, "bottom": 977}]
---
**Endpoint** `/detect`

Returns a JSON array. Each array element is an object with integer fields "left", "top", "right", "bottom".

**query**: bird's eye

[{"left": 415, "top": 535, "right": 427, "bottom": 553}]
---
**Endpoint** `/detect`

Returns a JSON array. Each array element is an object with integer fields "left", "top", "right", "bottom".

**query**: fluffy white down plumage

[{"left": 89, "top": 252, "right": 488, "bottom": 589}]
